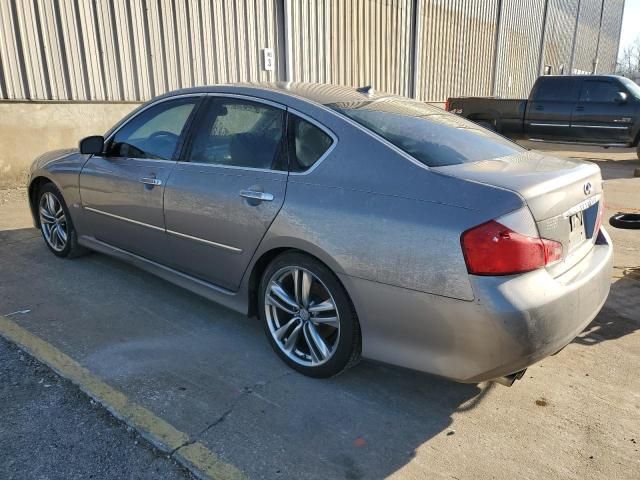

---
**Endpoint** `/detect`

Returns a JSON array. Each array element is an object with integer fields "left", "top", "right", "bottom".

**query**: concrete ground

[{"left": 0, "top": 144, "right": 639, "bottom": 479}]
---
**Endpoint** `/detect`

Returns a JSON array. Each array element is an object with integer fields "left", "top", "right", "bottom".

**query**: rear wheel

[
  {"left": 259, "top": 252, "right": 361, "bottom": 377},
  {"left": 38, "top": 183, "right": 86, "bottom": 258}
]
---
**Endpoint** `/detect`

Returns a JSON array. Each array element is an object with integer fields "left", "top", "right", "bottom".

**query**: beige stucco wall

[{"left": 0, "top": 102, "right": 140, "bottom": 188}]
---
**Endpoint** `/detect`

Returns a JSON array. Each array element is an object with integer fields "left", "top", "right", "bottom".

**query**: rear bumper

[{"left": 340, "top": 228, "right": 613, "bottom": 383}]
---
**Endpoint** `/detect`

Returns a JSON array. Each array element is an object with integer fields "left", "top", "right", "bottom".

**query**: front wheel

[
  {"left": 37, "top": 183, "right": 86, "bottom": 258},
  {"left": 259, "top": 252, "right": 361, "bottom": 378}
]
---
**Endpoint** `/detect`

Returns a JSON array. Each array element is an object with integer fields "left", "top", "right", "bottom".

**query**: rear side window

[
  {"left": 329, "top": 99, "right": 523, "bottom": 167},
  {"left": 533, "top": 78, "right": 579, "bottom": 102},
  {"left": 288, "top": 115, "right": 334, "bottom": 172},
  {"left": 186, "top": 97, "right": 286, "bottom": 170},
  {"left": 579, "top": 80, "right": 621, "bottom": 103}
]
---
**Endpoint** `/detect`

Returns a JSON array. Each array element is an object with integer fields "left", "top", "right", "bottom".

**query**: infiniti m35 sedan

[{"left": 28, "top": 83, "right": 613, "bottom": 385}]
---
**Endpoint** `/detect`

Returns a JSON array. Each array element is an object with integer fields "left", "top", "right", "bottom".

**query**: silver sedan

[{"left": 27, "top": 83, "right": 613, "bottom": 385}]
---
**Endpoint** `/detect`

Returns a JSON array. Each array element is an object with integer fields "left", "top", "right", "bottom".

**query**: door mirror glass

[
  {"left": 79, "top": 135, "right": 104, "bottom": 155},
  {"left": 614, "top": 91, "right": 628, "bottom": 104}
]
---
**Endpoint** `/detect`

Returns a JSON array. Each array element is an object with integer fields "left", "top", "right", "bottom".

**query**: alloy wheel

[
  {"left": 39, "top": 191, "right": 68, "bottom": 252},
  {"left": 264, "top": 266, "right": 341, "bottom": 367}
]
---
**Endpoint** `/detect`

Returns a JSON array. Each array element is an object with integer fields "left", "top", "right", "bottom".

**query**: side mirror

[
  {"left": 614, "top": 91, "right": 628, "bottom": 104},
  {"left": 79, "top": 135, "right": 104, "bottom": 155}
]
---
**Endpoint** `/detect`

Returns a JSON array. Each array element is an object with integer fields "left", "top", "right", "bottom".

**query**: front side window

[
  {"left": 107, "top": 97, "right": 198, "bottom": 160},
  {"left": 579, "top": 81, "right": 620, "bottom": 103},
  {"left": 186, "top": 97, "right": 285, "bottom": 170},
  {"left": 328, "top": 98, "right": 523, "bottom": 167},
  {"left": 288, "top": 115, "right": 334, "bottom": 172},
  {"left": 534, "top": 78, "right": 579, "bottom": 102}
]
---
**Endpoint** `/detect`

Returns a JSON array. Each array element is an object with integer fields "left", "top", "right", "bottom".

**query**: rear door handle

[
  {"left": 535, "top": 105, "right": 544, "bottom": 111},
  {"left": 240, "top": 190, "right": 274, "bottom": 202},
  {"left": 140, "top": 177, "right": 162, "bottom": 186}
]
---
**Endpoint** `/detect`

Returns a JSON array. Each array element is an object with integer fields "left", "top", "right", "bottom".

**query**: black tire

[
  {"left": 37, "top": 183, "right": 87, "bottom": 258},
  {"left": 609, "top": 213, "right": 640, "bottom": 230},
  {"left": 258, "top": 252, "right": 361, "bottom": 378}
]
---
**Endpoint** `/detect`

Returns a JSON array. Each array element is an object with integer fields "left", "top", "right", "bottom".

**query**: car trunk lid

[{"left": 436, "top": 150, "right": 604, "bottom": 276}]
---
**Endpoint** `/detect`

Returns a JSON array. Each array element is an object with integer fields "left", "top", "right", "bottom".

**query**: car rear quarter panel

[{"left": 252, "top": 105, "right": 525, "bottom": 302}]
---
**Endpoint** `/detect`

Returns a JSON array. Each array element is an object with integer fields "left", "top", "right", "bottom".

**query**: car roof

[{"left": 156, "top": 82, "right": 397, "bottom": 107}]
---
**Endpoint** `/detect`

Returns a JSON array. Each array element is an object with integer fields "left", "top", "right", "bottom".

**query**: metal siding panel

[
  {"left": 418, "top": 0, "right": 498, "bottom": 102},
  {"left": 597, "top": 0, "right": 624, "bottom": 73},
  {"left": 571, "top": 0, "right": 601, "bottom": 74},
  {"left": 292, "top": 0, "right": 413, "bottom": 96},
  {"left": 541, "top": 0, "right": 579, "bottom": 75},
  {"left": 494, "top": 0, "right": 546, "bottom": 98}
]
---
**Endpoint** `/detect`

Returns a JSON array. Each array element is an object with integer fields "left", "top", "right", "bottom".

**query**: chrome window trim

[
  {"left": 166, "top": 229, "right": 243, "bottom": 253},
  {"left": 530, "top": 123, "right": 570, "bottom": 127},
  {"left": 287, "top": 108, "right": 338, "bottom": 176},
  {"left": 176, "top": 161, "right": 288, "bottom": 175},
  {"left": 83, "top": 207, "right": 165, "bottom": 232}
]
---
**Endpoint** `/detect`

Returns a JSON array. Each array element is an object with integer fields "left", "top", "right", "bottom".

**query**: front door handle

[
  {"left": 575, "top": 106, "right": 585, "bottom": 111},
  {"left": 240, "top": 190, "right": 274, "bottom": 202},
  {"left": 140, "top": 177, "right": 162, "bottom": 186},
  {"left": 535, "top": 105, "right": 544, "bottom": 111}
]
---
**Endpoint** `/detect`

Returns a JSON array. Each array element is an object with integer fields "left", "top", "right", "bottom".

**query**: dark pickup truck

[{"left": 446, "top": 75, "right": 640, "bottom": 159}]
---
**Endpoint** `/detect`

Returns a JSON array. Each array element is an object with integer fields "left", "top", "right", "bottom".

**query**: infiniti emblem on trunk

[{"left": 583, "top": 182, "right": 592, "bottom": 195}]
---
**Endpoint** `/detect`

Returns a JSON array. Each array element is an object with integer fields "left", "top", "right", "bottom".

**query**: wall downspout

[
  {"left": 283, "top": 0, "right": 294, "bottom": 82},
  {"left": 411, "top": 0, "right": 423, "bottom": 100},
  {"left": 490, "top": 0, "right": 503, "bottom": 97}
]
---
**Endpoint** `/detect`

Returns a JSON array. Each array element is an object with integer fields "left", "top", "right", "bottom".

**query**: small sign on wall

[{"left": 262, "top": 48, "right": 274, "bottom": 71}]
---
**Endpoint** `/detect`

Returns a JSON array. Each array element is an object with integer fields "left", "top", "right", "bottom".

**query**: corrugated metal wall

[
  {"left": 0, "top": 0, "right": 626, "bottom": 103},
  {"left": 416, "top": 0, "right": 499, "bottom": 102},
  {"left": 0, "top": 0, "right": 284, "bottom": 101},
  {"left": 571, "top": 0, "right": 602, "bottom": 74},
  {"left": 541, "top": 0, "right": 580, "bottom": 75},
  {"left": 289, "top": 0, "right": 415, "bottom": 97},
  {"left": 597, "top": 0, "right": 624, "bottom": 73},
  {"left": 493, "top": 0, "right": 546, "bottom": 98}
]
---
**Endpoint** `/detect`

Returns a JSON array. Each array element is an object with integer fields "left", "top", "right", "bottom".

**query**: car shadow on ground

[
  {"left": 0, "top": 227, "right": 493, "bottom": 479},
  {"left": 574, "top": 266, "right": 640, "bottom": 347},
  {"left": 587, "top": 158, "right": 640, "bottom": 181}
]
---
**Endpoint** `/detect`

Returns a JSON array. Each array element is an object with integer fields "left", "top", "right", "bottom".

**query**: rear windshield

[{"left": 328, "top": 98, "right": 523, "bottom": 167}]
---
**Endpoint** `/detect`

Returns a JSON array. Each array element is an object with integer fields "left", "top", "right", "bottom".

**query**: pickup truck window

[
  {"left": 329, "top": 98, "right": 523, "bottom": 167},
  {"left": 579, "top": 80, "right": 620, "bottom": 103},
  {"left": 533, "top": 78, "right": 578, "bottom": 102}
]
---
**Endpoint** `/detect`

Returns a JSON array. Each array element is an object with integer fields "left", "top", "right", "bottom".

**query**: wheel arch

[
  {"left": 245, "top": 244, "right": 355, "bottom": 322},
  {"left": 28, "top": 176, "right": 56, "bottom": 229}
]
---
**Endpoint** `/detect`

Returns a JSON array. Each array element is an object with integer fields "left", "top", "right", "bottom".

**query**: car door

[
  {"left": 571, "top": 78, "right": 637, "bottom": 143},
  {"left": 79, "top": 95, "right": 202, "bottom": 261},
  {"left": 162, "top": 95, "right": 288, "bottom": 291},
  {"left": 525, "top": 76, "right": 579, "bottom": 141}
]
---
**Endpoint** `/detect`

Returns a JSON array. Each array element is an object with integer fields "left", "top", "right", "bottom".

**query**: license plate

[{"left": 568, "top": 211, "right": 586, "bottom": 250}]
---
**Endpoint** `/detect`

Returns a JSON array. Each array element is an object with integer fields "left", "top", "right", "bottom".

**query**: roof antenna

[{"left": 357, "top": 85, "right": 375, "bottom": 96}]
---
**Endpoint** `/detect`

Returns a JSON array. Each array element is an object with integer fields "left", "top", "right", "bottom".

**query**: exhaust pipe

[{"left": 494, "top": 368, "right": 527, "bottom": 387}]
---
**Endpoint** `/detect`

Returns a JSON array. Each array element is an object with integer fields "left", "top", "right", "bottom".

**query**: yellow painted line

[{"left": 0, "top": 315, "right": 246, "bottom": 480}]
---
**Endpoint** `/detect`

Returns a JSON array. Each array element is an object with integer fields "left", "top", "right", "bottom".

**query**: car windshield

[
  {"left": 328, "top": 98, "right": 524, "bottom": 167},
  {"left": 619, "top": 77, "right": 640, "bottom": 99}
]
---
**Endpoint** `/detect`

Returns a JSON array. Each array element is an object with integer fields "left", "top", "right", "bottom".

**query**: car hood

[{"left": 31, "top": 148, "right": 79, "bottom": 172}]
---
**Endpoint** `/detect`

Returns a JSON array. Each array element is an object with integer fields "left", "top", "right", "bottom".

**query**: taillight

[
  {"left": 445, "top": 98, "right": 451, "bottom": 111},
  {"left": 461, "top": 217, "right": 563, "bottom": 276}
]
